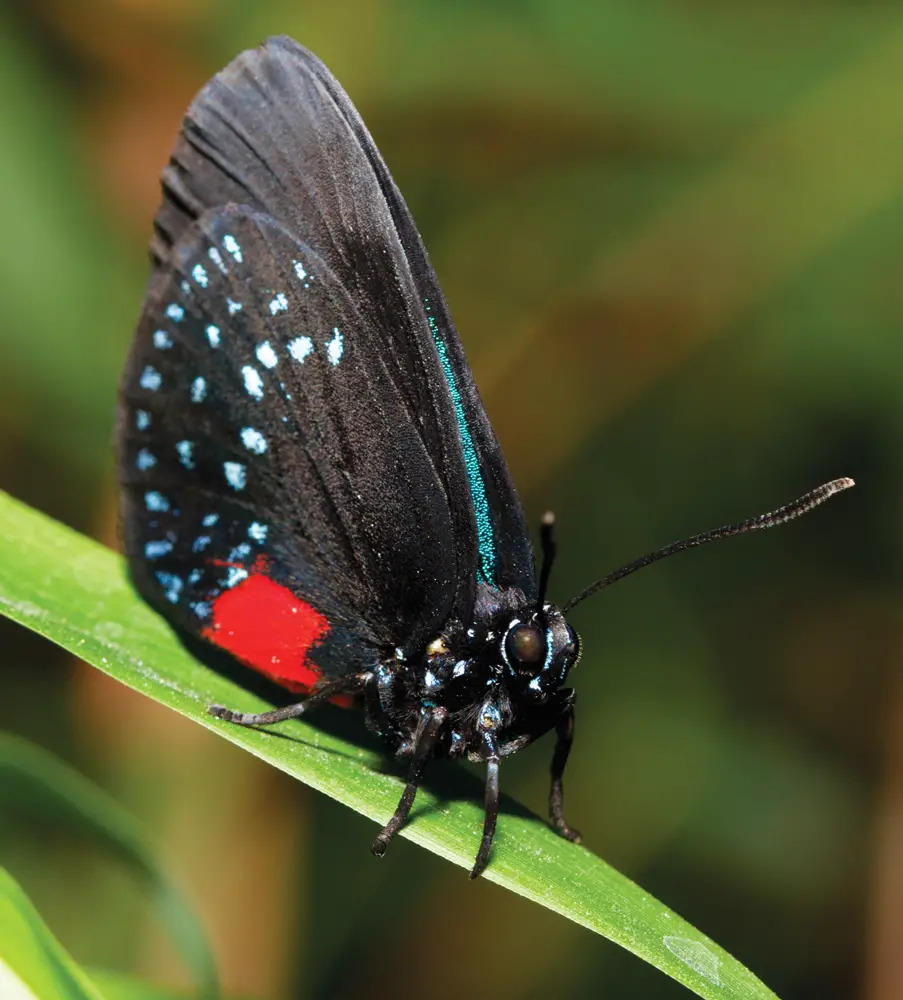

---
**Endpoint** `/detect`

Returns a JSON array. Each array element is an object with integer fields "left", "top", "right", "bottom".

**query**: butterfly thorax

[{"left": 367, "top": 585, "right": 581, "bottom": 762}]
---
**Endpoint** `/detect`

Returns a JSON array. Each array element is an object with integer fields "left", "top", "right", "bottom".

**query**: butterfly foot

[{"left": 370, "top": 834, "right": 391, "bottom": 858}]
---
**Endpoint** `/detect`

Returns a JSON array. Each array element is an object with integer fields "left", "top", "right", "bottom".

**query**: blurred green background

[{"left": 2, "top": 1, "right": 901, "bottom": 997}]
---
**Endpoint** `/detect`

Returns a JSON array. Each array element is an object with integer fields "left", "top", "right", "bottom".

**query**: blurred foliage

[{"left": 1, "top": 1, "right": 901, "bottom": 998}]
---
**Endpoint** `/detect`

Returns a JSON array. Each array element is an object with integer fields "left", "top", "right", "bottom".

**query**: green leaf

[
  {"left": 0, "top": 865, "right": 106, "bottom": 1000},
  {"left": 0, "top": 491, "right": 779, "bottom": 1000},
  {"left": 0, "top": 869, "right": 190, "bottom": 1000},
  {"left": 0, "top": 734, "right": 218, "bottom": 1000}
]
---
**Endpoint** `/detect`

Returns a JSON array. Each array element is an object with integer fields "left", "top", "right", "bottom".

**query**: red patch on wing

[{"left": 202, "top": 571, "right": 328, "bottom": 691}]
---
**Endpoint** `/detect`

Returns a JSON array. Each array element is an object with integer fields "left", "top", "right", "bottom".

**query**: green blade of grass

[
  {"left": 0, "top": 491, "right": 779, "bottom": 1000},
  {"left": 0, "top": 734, "right": 218, "bottom": 1000},
  {"left": 0, "top": 865, "right": 106, "bottom": 1000}
]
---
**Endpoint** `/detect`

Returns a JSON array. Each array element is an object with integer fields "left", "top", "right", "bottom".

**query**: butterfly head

[
  {"left": 411, "top": 594, "right": 580, "bottom": 760},
  {"left": 497, "top": 605, "right": 580, "bottom": 703}
]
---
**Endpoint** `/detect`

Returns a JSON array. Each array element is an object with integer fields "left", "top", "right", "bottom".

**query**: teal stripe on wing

[{"left": 425, "top": 301, "right": 495, "bottom": 586}]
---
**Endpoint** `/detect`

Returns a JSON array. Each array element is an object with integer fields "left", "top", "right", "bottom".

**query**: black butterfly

[{"left": 117, "top": 36, "right": 852, "bottom": 877}]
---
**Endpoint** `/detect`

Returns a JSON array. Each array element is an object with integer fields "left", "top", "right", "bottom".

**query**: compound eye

[
  {"left": 566, "top": 625, "right": 580, "bottom": 661},
  {"left": 505, "top": 624, "right": 545, "bottom": 670}
]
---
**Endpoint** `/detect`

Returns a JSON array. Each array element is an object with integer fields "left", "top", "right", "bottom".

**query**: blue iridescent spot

[
  {"left": 201, "top": 513, "right": 218, "bottom": 527},
  {"left": 326, "top": 327, "right": 344, "bottom": 366},
  {"left": 224, "top": 567, "right": 249, "bottom": 588},
  {"left": 191, "top": 376, "right": 206, "bottom": 403},
  {"left": 223, "top": 234, "right": 243, "bottom": 263},
  {"left": 135, "top": 409, "right": 151, "bottom": 431},
  {"left": 153, "top": 330, "right": 172, "bottom": 350},
  {"left": 288, "top": 336, "right": 313, "bottom": 363},
  {"left": 192, "top": 264, "right": 208, "bottom": 287},
  {"left": 136, "top": 448, "right": 156, "bottom": 470},
  {"left": 139, "top": 366, "right": 162, "bottom": 391},
  {"left": 224, "top": 461, "right": 246, "bottom": 490},
  {"left": 187, "top": 568, "right": 203, "bottom": 585},
  {"left": 241, "top": 366, "right": 264, "bottom": 399},
  {"left": 240, "top": 427, "right": 268, "bottom": 454},
  {"left": 226, "top": 298, "right": 242, "bottom": 315},
  {"left": 155, "top": 571, "right": 182, "bottom": 604},
  {"left": 248, "top": 521, "right": 268, "bottom": 542},
  {"left": 145, "top": 540, "right": 173, "bottom": 559},
  {"left": 206, "top": 325, "right": 221, "bottom": 348},
  {"left": 207, "top": 246, "right": 227, "bottom": 273},
  {"left": 176, "top": 440, "right": 194, "bottom": 469},
  {"left": 165, "top": 303, "right": 184, "bottom": 322},
  {"left": 425, "top": 301, "right": 495, "bottom": 585},
  {"left": 255, "top": 341, "right": 278, "bottom": 369},
  {"left": 269, "top": 292, "right": 289, "bottom": 315},
  {"left": 229, "top": 543, "right": 251, "bottom": 561},
  {"left": 189, "top": 601, "right": 211, "bottom": 619},
  {"left": 144, "top": 491, "right": 169, "bottom": 512},
  {"left": 192, "top": 535, "right": 211, "bottom": 553}
]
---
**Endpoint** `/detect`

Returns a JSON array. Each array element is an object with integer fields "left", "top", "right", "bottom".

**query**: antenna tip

[
  {"left": 829, "top": 477, "right": 855, "bottom": 493},
  {"left": 541, "top": 510, "right": 556, "bottom": 527}
]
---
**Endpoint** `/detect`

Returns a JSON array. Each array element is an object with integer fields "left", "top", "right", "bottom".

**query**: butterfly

[{"left": 117, "top": 35, "right": 853, "bottom": 877}]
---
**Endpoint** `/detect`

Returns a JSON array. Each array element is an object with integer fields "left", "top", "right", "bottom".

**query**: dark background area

[{"left": 2, "top": 2, "right": 901, "bottom": 998}]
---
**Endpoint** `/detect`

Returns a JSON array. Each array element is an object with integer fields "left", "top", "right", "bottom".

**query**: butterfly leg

[
  {"left": 208, "top": 674, "right": 361, "bottom": 726},
  {"left": 470, "top": 742, "right": 501, "bottom": 879},
  {"left": 371, "top": 705, "right": 448, "bottom": 858},
  {"left": 549, "top": 690, "right": 581, "bottom": 843}
]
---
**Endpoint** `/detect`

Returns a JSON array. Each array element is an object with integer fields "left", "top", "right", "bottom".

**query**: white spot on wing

[
  {"left": 288, "top": 336, "right": 313, "bottom": 363},
  {"left": 145, "top": 540, "right": 172, "bottom": 559},
  {"left": 269, "top": 292, "right": 288, "bottom": 315},
  {"left": 241, "top": 366, "right": 264, "bottom": 399},
  {"left": 326, "top": 327, "right": 344, "bottom": 366},
  {"left": 293, "top": 259, "right": 307, "bottom": 280},
  {"left": 226, "top": 298, "right": 242, "bottom": 315},
  {"left": 248, "top": 521, "right": 268, "bottom": 542},
  {"left": 192, "top": 535, "right": 211, "bottom": 553},
  {"left": 224, "top": 567, "right": 249, "bottom": 588},
  {"left": 223, "top": 234, "right": 243, "bottom": 262},
  {"left": 240, "top": 427, "right": 268, "bottom": 454},
  {"left": 192, "top": 264, "right": 208, "bottom": 287},
  {"left": 202, "top": 513, "right": 218, "bottom": 527},
  {"left": 144, "top": 491, "right": 169, "bottom": 512},
  {"left": 229, "top": 543, "right": 251, "bottom": 561},
  {"left": 255, "top": 341, "right": 278, "bottom": 369},
  {"left": 135, "top": 409, "right": 151, "bottom": 431},
  {"left": 165, "top": 303, "right": 184, "bottom": 322},
  {"left": 190, "top": 376, "right": 206, "bottom": 402},
  {"left": 140, "top": 366, "right": 162, "bottom": 391},
  {"left": 208, "top": 246, "right": 228, "bottom": 273},
  {"left": 206, "top": 324, "right": 220, "bottom": 347},
  {"left": 155, "top": 571, "right": 183, "bottom": 603},
  {"left": 224, "top": 461, "right": 246, "bottom": 490},
  {"left": 176, "top": 440, "right": 194, "bottom": 469},
  {"left": 153, "top": 330, "right": 172, "bottom": 350},
  {"left": 136, "top": 448, "right": 156, "bottom": 470}
]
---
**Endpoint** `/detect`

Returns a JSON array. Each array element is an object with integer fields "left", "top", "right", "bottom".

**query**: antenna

[
  {"left": 563, "top": 477, "right": 854, "bottom": 614},
  {"left": 537, "top": 511, "right": 556, "bottom": 610}
]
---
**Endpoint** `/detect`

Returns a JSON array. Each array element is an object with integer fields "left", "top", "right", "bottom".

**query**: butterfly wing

[{"left": 118, "top": 37, "right": 534, "bottom": 687}]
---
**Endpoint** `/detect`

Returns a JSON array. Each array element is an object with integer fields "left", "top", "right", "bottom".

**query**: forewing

[
  {"left": 118, "top": 207, "right": 463, "bottom": 683},
  {"left": 150, "top": 35, "right": 535, "bottom": 602}
]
